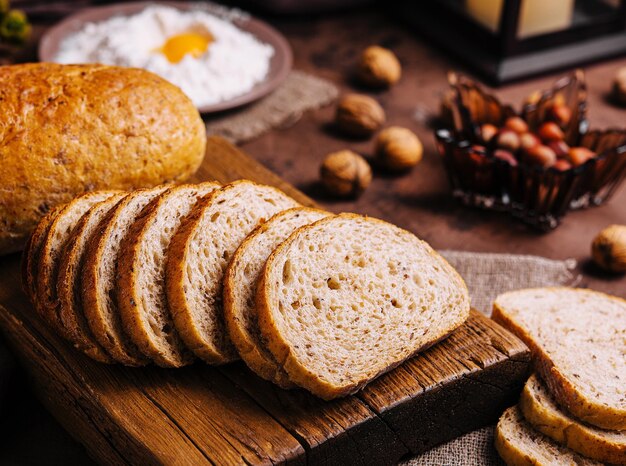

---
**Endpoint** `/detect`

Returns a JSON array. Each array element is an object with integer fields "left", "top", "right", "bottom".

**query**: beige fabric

[
  {"left": 402, "top": 250, "right": 577, "bottom": 466},
  {"left": 205, "top": 70, "right": 338, "bottom": 144}
]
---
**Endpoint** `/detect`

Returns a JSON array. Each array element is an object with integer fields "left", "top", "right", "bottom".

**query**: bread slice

[
  {"left": 82, "top": 186, "right": 169, "bottom": 366},
  {"left": 256, "top": 213, "right": 470, "bottom": 400},
  {"left": 57, "top": 193, "right": 127, "bottom": 363},
  {"left": 117, "top": 182, "right": 220, "bottom": 368},
  {"left": 166, "top": 180, "right": 300, "bottom": 364},
  {"left": 224, "top": 207, "right": 331, "bottom": 387},
  {"left": 495, "top": 406, "right": 601, "bottom": 466},
  {"left": 22, "top": 204, "right": 64, "bottom": 305},
  {"left": 36, "top": 191, "right": 120, "bottom": 332},
  {"left": 493, "top": 287, "right": 626, "bottom": 431},
  {"left": 520, "top": 374, "right": 626, "bottom": 465}
]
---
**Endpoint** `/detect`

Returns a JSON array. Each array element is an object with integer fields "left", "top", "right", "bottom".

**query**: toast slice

[
  {"left": 166, "top": 180, "right": 299, "bottom": 364},
  {"left": 495, "top": 406, "right": 601, "bottom": 466},
  {"left": 493, "top": 287, "right": 626, "bottom": 431},
  {"left": 36, "top": 191, "right": 120, "bottom": 332},
  {"left": 57, "top": 193, "right": 127, "bottom": 363},
  {"left": 520, "top": 374, "right": 626, "bottom": 465},
  {"left": 117, "top": 182, "right": 220, "bottom": 368},
  {"left": 224, "top": 207, "right": 330, "bottom": 387},
  {"left": 22, "top": 205, "right": 64, "bottom": 305},
  {"left": 256, "top": 213, "right": 470, "bottom": 400},
  {"left": 82, "top": 186, "right": 169, "bottom": 366}
]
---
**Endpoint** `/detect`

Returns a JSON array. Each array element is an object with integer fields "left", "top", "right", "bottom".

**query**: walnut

[
  {"left": 320, "top": 150, "right": 372, "bottom": 197},
  {"left": 375, "top": 126, "right": 423, "bottom": 171},
  {"left": 335, "top": 94, "right": 385, "bottom": 138},
  {"left": 356, "top": 46, "right": 401, "bottom": 88},
  {"left": 612, "top": 67, "right": 626, "bottom": 107},
  {"left": 592, "top": 224, "right": 626, "bottom": 273}
]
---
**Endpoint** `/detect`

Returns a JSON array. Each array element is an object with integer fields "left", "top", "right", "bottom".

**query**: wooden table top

[{"left": 0, "top": 4, "right": 624, "bottom": 465}]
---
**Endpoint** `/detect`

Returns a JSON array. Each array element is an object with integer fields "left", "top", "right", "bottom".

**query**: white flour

[{"left": 54, "top": 5, "right": 275, "bottom": 107}]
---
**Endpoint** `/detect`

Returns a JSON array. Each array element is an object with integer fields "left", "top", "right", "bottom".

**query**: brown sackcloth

[
  {"left": 205, "top": 70, "right": 339, "bottom": 144},
  {"left": 402, "top": 251, "right": 578, "bottom": 466}
]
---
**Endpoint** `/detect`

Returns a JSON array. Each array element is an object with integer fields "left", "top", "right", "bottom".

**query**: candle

[{"left": 466, "top": 0, "right": 574, "bottom": 38}]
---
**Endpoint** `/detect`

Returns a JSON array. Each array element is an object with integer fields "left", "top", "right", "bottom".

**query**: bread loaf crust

[
  {"left": 493, "top": 287, "right": 626, "bottom": 431},
  {"left": 0, "top": 63, "right": 206, "bottom": 256}
]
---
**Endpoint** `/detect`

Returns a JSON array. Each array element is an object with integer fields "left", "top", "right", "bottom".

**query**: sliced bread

[
  {"left": 22, "top": 205, "right": 64, "bottom": 305},
  {"left": 166, "top": 180, "right": 300, "bottom": 364},
  {"left": 82, "top": 186, "right": 169, "bottom": 366},
  {"left": 256, "top": 213, "right": 470, "bottom": 400},
  {"left": 117, "top": 182, "right": 220, "bottom": 368},
  {"left": 520, "top": 374, "right": 626, "bottom": 465},
  {"left": 493, "top": 287, "right": 626, "bottom": 431},
  {"left": 224, "top": 207, "right": 331, "bottom": 387},
  {"left": 57, "top": 193, "right": 127, "bottom": 363},
  {"left": 495, "top": 406, "right": 601, "bottom": 466},
  {"left": 36, "top": 191, "right": 120, "bottom": 332}
]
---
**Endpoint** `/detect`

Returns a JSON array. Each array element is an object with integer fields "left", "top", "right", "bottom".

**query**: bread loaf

[
  {"left": 224, "top": 207, "right": 330, "bottom": 387},
  {"left": 519, "top": 374, "right": 626, "bottom": 465},
  {"left": 0, "top": 63, "right": 206, "bottom": 256},
  {"left": 493, "top": 287, "right": 626, "bottom": 430},
  {"left": 256, "top": 214, "right": 470, "bottom": 399}
]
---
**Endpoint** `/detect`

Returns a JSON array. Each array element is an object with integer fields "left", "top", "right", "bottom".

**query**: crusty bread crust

[
  {"left": 36, "top": 191, "right": 119, "bottom": 333},
  {"left": 519, "top": 374, "right": 626, "bottom": 465},
  {"left": 57, "top": 194, "right": 128, "bottom": 364},
  {"left": 492, "top": 287, "right": 626, "bottom": 431},
  {"left": 117, "top": 182, "right": 219, "bottom": 368},
  {"left": 256, "top": 213, "right": 470, "bottom": 400},
  {"left": 223, "top": 207, "right": 330, "bottom": 388},
  {"left": 0, "top": 63, "right": 206, "bottom": 256}
]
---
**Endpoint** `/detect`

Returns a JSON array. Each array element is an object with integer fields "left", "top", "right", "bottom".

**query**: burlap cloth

[
  {"left": 401, "top": 250, "right": 578, "bottom": 466},
  {"left": 205, "top": 70, "right": 339, "bottom": 144}
]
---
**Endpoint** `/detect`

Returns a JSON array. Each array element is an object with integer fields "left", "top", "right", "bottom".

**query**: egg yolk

[{"left": 158, "top": 32, "right": 212, "bottom": 63}]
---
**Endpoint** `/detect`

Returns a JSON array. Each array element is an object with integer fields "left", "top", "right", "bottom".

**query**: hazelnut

[
  {"left": 547, "top": 140, "right": 569, "bottom": 159},
  {"left": 546, "top": 103, "right": 572, "bottom": 127},
  {"left": 591, "top": 224, "right": 626, "bottom": 273},
  {"left": 375, "top": 126, "right": 423, "bottom": 171},
  {"left": 504, "top": 116, "right": 529, "bottom": 134},
  {"left": 538, "top": 122, "right": 565, "bottom": 142},
  {"left": 494, "top": 129, "right": 520, "bottom": 152},
  {"left": 357, "top": 45, "right": 402, "bottom": 88},
  {"left": 553, "top": 159, "right": 572, "bottom": 171},
  {"left": 524, "top": 90, "right": 542, "bottom": 107},
  {"left": 493, "top": 149, "right": 518, "bottom": 166},
  {"left": 520, "top": 132, "right": 540, "bottom": 152},
  {"left": 568, "top": 147, "right": 595, "bottom": 167},
  {"left": 525, "top": 144, "right": 556, "bottom": 168},
  {"left": 611, "top": 67, "right": 626, "bottom": 106},
  {"left": 480, "top": 123, "right": 498, "bottom": 144},
  {"left": 335, "top": 94, "right": 385, "bottom": 138},
  {"left": 320, "top": 150, "right": 372, "bottom": 197}
]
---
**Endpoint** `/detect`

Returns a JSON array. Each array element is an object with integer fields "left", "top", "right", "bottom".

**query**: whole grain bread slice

[
  {"left": 520, "top": 374, "right": 626, "bottom": 465},
  {"left": 57, "top": 193, "right": 127, "bottom": 363},
  {"left": 22, "top": 204, "right": 64, "bottom": 305},
  {"left": 256, "top": 213, "right": 470, "bottom": 400},
  {"left": 224, "top": 207, "right": 330, "bottom": 387},
  {"left": 166, "top": 180, "right": 300, "bottom": 364},
  {"left": 82, "top": 186, "right": 169, "bottom": 366},
  {"left": 36, "top": 191, "right": 121, "bottom": 332},
  {"left": 117, "top": 182, "right": 220, "bottom": 368},
  {"left": 493, "top": 287, "right": 626, "bottom": 431},
  {"left": 495, "top": 406, "right": 601, "bottom": 466}
]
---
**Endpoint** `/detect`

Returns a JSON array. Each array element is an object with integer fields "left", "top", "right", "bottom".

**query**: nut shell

[
  {"left": 320, "top": 150, "right": 372, "bottom": 197},
  {"left": 357, "top": 46, "right": 401, "bottom": 88},
  {"left": 591, "top": 224, "right": 626, "bottom": 273},
  {"left": 335, "top": 94, "right": 386, "bottom": 138},
  {"left": 375, "top": 126, "right": 423, "bottom": 171}
]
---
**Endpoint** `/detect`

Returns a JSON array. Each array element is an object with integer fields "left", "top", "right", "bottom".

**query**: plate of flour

[{"left": 39, "top": 1, "right": 293, "bottom": 114}]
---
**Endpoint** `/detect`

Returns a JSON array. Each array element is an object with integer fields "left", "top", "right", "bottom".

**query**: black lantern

[{"left": 397, "top": 0, "right": 626, "bottom": 84}]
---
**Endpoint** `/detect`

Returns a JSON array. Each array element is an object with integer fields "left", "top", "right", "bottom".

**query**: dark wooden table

[{"left": 0, "top": 4, "right": 624, "bottom": 465}]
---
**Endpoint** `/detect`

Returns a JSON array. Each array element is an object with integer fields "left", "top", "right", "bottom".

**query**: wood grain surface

[{"left": 0, "top": 137, "right": 531, "bottom": 465}]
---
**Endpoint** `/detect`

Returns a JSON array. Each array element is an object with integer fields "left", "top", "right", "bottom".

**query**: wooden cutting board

[{"left": 0, "top": 137, "right": 530, "bottom": 465}]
